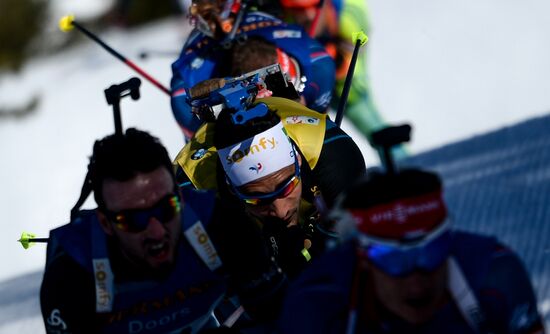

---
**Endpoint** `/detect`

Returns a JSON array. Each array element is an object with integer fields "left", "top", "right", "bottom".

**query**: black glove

[{"left": 262, "top": 218, "right": 312, "bottom": 278}]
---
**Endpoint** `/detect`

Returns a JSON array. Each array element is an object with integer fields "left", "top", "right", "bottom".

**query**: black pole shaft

[
  {"left": 383, "top": 147, "right": 395, "bottom": 175},
  {"left": 27, "top": 238, "right": 49, "bottom": 243},
  {"left": 113, "top": 101, "right": 123, "bottom": 136},
  {"left": 335, "top": 38, "right": 362, "bottom": 127},
  {"left": 72, "top": 21, "right": 171, "bottom": 96},
  {"left": 72, "top": 21, "right": 126, "bottom": 63}
]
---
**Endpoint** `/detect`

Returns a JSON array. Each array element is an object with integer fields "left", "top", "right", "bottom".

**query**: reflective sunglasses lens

[
  {"left": 111, "top": 195, "right": 180, "bottom": 233},
  {"left": 244, "top": 198, "right": 260, "bottom": 205},
  {"left": 242, "top": 176, "right": 299, "bottom": 206},
  {"left": 367, "top": 231, "right": 451, "bottom": 277},
  {"left": 280, "top": 176, "right": 300, "bottom": 198},
  {"left": 114, "top": 212, "right": 150, "bottom": 233},
  {"left": 367, "top": 245, "right": 415, "bottom": 277},
  {"left": 113, "top": 214, "right": 134, "bottom": 232},
  {"left": 157, "top": 195, "right": 181, "bottom": 222}
]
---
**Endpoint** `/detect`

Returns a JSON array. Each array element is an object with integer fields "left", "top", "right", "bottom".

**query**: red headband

[{"left": 349, "top": 191, "right": 447, "bottom": 240}]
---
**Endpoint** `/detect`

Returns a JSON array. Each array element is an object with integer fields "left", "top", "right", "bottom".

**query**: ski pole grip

[
  {"left": 370, "top": 124, "right": 412, "bottom": 175},
  {"left": 370, "top": 124, "right": 411, "bottom": 148},
  {"left": 104, "top": 77, "right": 142, "bottom": 135},
  {"left": 105, "top": 77, "right": 142, "bottom": 105}
]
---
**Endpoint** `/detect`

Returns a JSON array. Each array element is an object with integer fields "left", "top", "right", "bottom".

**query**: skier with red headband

[
  {"left": 170, "top": 0, "right": 335, "bottom": 140},
  {"left": 279, "top": 167, "right": 545, "bottom": 333}
]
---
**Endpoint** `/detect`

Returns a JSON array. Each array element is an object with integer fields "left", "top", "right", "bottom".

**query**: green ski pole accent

[{"left": 18, "top": 232, "right": 49, "bottom": 249}]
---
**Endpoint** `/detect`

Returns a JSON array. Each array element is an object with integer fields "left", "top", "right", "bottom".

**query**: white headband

[{"left": 218, "top": 122, "right": 295, "bottom": 186}]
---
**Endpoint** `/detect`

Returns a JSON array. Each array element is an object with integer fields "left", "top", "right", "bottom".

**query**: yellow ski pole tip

[
  {"left": 59, "top": 15, "right": 75, "bottom": 32},
  {"left": 18, "top": 231, "right": 36, "bottom": 250},
  {"left": 352, "top": 31, "right": 369, "bottom": 46}
]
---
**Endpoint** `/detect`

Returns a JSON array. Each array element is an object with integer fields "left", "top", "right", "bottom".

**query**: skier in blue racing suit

[
  {"left": 170, "top": 0, "right": 335, "bottom": 140},
  {"left": 279, "top": 168, "right": 545, "bottom": 334},
  {"left": 39, "top": 129, "right": 273, "bottom": 333}
]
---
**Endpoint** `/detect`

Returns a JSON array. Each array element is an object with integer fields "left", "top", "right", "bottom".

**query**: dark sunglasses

[
  {"left": 364, "top": 229, "right": 452, "bottom": 277},
  {"left": 103, "top": 194, "right": 181, "bottom": 233},
  {"left": 230, "top": 157, "right": 301, "bottom": 206}
]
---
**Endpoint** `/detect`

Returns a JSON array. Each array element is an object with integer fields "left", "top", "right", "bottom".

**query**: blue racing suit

[
  {"left": 279, "top": 231, "right": 545, "bottom": 334},
  {"left": 170, "top": 11, "right": 335, "bottom": 140},
  {"left": 40, "top": 189, "right": 227, "bottom": 334}
]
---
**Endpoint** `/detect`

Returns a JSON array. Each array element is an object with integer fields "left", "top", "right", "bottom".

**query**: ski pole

[
  {"left": 18, "top": 232, "right": 48, "bottom": 250},
  {"left": 334, "top": 31, "right": 368, "bottom": 127},
  {"left": 308, "top": 0, "right": 325, "bottom": 38},
  {"left": 58, "top": 15, "right": 171, "bottom": 96}
]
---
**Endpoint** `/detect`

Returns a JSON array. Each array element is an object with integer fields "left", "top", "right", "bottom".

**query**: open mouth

[
  {"left": 405, "top": 294, "right": 434, "bottom": 308},
  {"left": 147, "top": 241, "right": 170, "bottom": 259}
]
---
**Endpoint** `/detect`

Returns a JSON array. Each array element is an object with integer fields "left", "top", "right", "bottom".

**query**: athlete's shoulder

[
  {"left": 46, "top": 210, "right": 98, "bottom": 271},
  {"left": 288, "top": 241, "right": 356, "bottom": 296},
  {"left": 41, "top": 247, "right": 95, "bottom": 334},
  {"left": 243, "top": 11, "right": 283, "bottom": 24},
  {"left": 450, "top": 230, "right": 516, "bottom": 272},
  {"left": 183, "top": 28, "right": 210, "bottom": 50},
  {"left": 180, "top": 187, "right": 218, "bottom": 229},
  {"left": 173, "top": 29, "right": 216, "bottom": 68},
  {"left": 279, "top": 241, "right": 357, "bottom": 334},
  {"left": 451, "top": 231, "right": 544, "bottom": 333},
  {"left": 240, "top": 11, "right": 305, "bottom": 42},
  {"left": 449, "top": 231, "right": 504, "bottom": 286}
]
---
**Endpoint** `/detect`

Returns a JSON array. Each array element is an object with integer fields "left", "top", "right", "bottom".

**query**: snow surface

[{"left": 1, "top": 0, "right": 550, "bottom": 331}]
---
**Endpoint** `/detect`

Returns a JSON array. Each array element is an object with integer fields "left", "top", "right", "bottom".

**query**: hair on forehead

[
  {"left": 230, "top": 37, "right": 278, "bottom": 77},
  {"left": 90, "top": 128, "right": 174, "bottom": 209}
]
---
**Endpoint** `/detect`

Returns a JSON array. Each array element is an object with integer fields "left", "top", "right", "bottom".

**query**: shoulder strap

[
  {"left": 181, "top": 195, "right": 223, "bottom": 272},
  {"left": 90, "top": 217, "right": 115, "bottom": 313},
  {"left": 447, "top": 256, "right": 486, "bottom": 333}
]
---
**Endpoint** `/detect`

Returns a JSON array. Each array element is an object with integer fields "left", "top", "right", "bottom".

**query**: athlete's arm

[
  {"left": 312, "top": 120, "right": 367, "bottom": 206},
  {"left": 40, "top": 251, "right": 96, "bottom": 334},
  {"left": 170, "top": 69, "right": 204, "bottom": 141},
  {"left": 208, "top": 199, "right": 288, "bottom": 322},
  {"left": 170, "top": 34, "right": 218, "bottom": 141}
]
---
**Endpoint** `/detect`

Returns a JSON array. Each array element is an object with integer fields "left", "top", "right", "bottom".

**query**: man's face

[
  {"left": 367, "top": 259, "right": 449, "bottom": 325},
  {"left": 284, "top": 7, "right": 318, "bottom": 29},
  {"left": 238, "top": 155, "right": 303, "bottom": 227},
  {"left": 191, "top": 0, "right": 228, "bottom": 39},
  {"left": 98, "top": 167, "right": 181, "bottom": 271}
]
